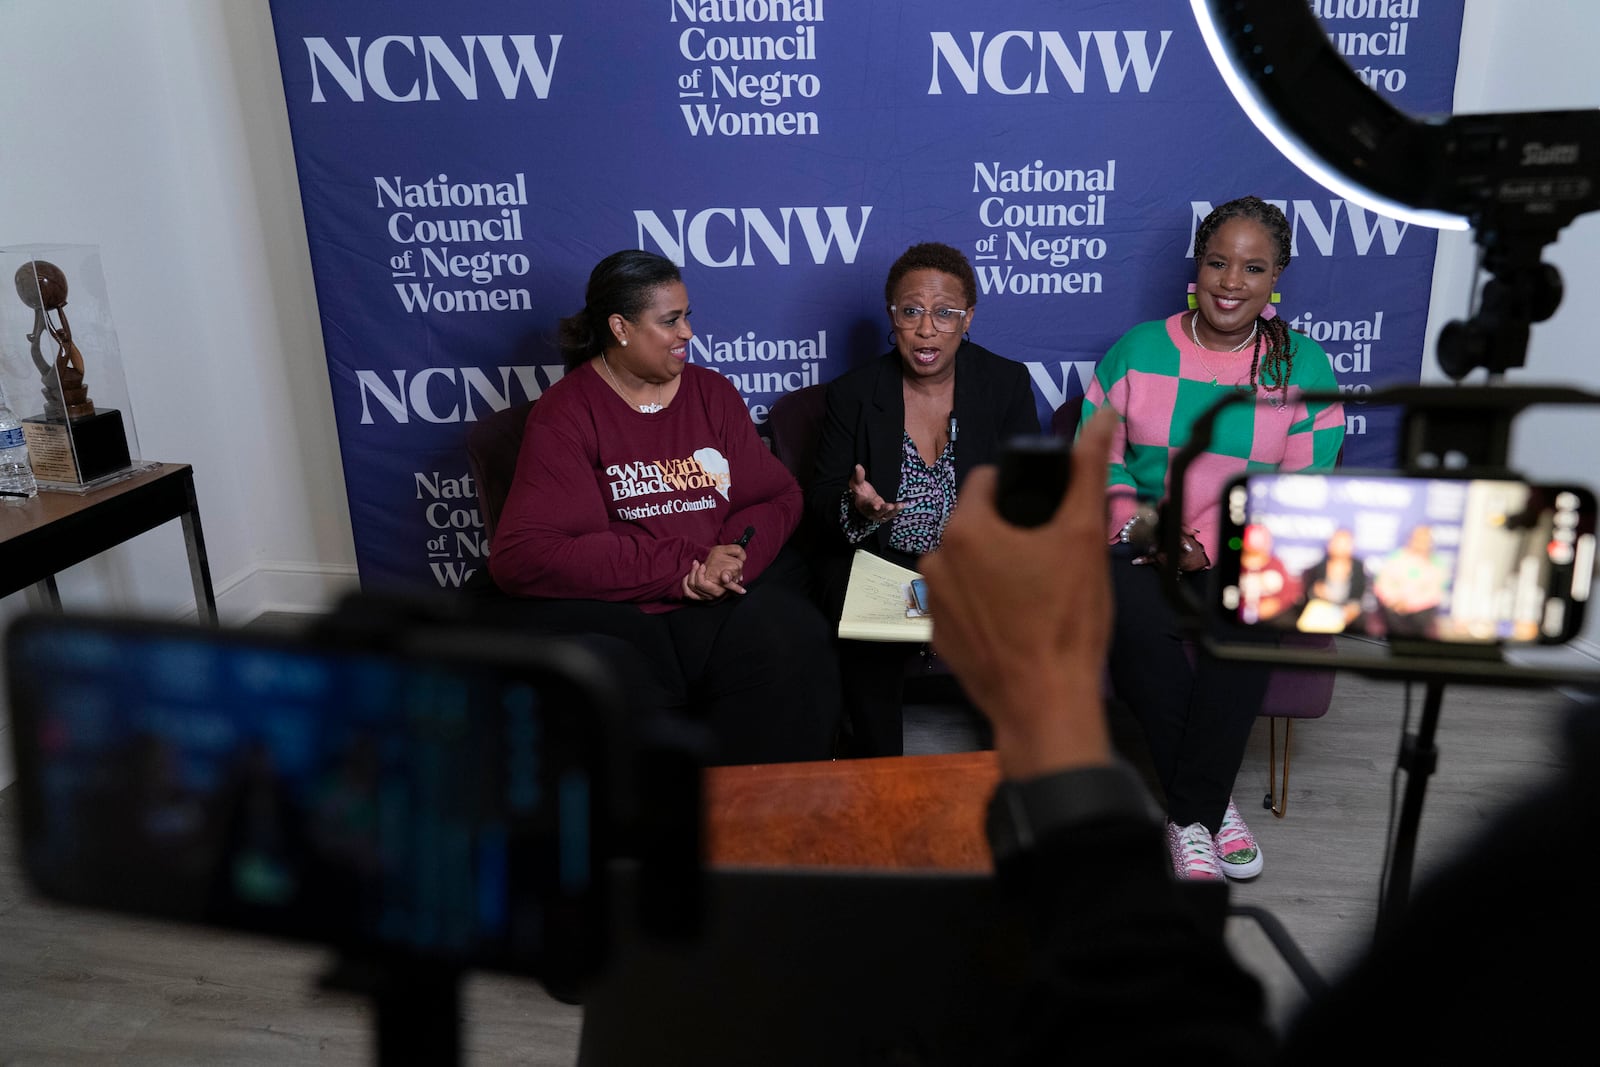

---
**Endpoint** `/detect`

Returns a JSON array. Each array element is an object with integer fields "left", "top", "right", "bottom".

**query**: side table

[{"left": 0, "top": 462, "right": 217, "bottom": 623}]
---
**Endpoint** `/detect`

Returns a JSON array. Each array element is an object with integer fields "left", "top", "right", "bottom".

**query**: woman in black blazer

[{"left": 808, "top": 241, "right": 1040, "bottom": 756}]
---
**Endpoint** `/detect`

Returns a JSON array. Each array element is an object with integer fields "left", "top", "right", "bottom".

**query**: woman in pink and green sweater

[{"left": 1080, "top": 196, "right": 1344, "bottom": 882}]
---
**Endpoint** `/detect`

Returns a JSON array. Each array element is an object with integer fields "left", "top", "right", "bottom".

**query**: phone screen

[
  {"left": 909, "top": 578, "right": 931, "bottom": 617},
  {"left": 1215, "top": 472, "right": 1595, "bottom": 644},
  {"left": 4, "top": 615, "right": 615, "bottom": 981}
]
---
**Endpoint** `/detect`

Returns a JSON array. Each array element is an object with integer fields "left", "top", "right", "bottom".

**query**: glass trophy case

[{"left": 0, "top": 245, "right": 149, "bottom": 492}]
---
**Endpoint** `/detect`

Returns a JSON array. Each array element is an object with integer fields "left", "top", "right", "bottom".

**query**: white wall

[
  {"left": 0, "top": 0, "right": 361, "bottom": 787},
  {"left": 0, "top": 0, "right": 359, "bottom": 631},
  {"left": 0, "top": 1, "right": 1594, "bottom": 787},
  {"left": 1423, "top": 1, "right": 1600, "bottom": 656}
]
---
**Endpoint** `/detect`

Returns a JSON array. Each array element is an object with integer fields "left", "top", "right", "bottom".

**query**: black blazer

[{"left": 807, "top": 341, "right": 1040, "bottom": 565}]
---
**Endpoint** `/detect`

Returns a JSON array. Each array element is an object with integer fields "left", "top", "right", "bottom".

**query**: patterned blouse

[{"left": 837, "top": 423, "right": 960, "bottom": 555}]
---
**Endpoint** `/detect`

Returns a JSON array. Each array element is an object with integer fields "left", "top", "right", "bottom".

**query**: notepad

[{"left": 837, "top": 549, "right": 933, "bottom": 643}]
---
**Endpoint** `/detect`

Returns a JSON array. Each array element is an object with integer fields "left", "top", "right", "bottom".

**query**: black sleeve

[
  {"left": 808, "top": 376, "right": 864, "bottom": 550},
  {"left": 998, "top": 358, "right": 1043, "bottom": 439}
]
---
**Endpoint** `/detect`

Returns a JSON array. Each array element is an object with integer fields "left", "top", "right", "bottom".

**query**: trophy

[{"left": 14, "top": 259, "right": 131, "bottom": 483}]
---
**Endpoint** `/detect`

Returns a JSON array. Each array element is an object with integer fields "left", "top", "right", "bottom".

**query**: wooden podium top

[{"left": 703, "top": 750, "right": 1001, "bottom": 873}]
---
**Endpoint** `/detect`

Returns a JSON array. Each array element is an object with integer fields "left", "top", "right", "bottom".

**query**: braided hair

[{"left": 1193, "top": 195, "right": 1295, "bottom": 403}]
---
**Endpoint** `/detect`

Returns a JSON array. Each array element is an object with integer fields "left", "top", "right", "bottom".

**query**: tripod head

[{"left": 1437, "top": 222, "right": 1571, "bottom": 382}]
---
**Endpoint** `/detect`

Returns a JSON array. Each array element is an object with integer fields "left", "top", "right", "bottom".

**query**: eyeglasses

[{"left": 889, "top": 305, "right": 968, "bottom": 333}]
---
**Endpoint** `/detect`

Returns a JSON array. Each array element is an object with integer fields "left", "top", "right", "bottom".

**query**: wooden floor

[{"left": 1, "top": 618, "right": 1595, "bottom": 1063}]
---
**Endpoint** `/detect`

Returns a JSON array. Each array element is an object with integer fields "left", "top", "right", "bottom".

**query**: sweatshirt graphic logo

[{"left": 606, "top": 449, "right": 732, "bottom": 503}]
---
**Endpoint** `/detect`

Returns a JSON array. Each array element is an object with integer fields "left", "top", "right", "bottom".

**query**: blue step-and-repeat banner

[{"left": 266, "top": 0, "right": 1462, "bottom": 592}]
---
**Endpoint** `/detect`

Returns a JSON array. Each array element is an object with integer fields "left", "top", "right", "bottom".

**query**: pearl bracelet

[{"left": 1118, "top": 514, "right": 1142, "bottom": 544}]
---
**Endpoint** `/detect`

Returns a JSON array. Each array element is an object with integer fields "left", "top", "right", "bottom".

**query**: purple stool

[{"left": 1251, "top": 633, "right": 1338, "bottom": 817}]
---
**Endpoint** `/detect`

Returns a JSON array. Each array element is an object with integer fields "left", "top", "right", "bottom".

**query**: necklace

[
  {"left": 601, "top": 354, "right": 664, "bottom": 413},
  {"left": 1188, "top": 312, "right": 1257, "bottom": 385}
]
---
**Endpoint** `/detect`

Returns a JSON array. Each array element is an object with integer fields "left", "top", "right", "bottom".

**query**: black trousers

[
  {"left": 814, "top": 544, "right": 929, "bottom": 759},
  {"left": 1106, "top": 544, "right": 1275, "bottom": 832},
  {"left": 833, "top": 640, "right": 919, "bottom": 757},
  {"left": 493, "top": 548, "right": 842, "bottom": 767}
]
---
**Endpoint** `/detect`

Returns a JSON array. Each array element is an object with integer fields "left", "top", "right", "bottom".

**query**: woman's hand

[
  {"left": 704, "top": 544, "right": 748, "bottom": 592},
  {"left": 849, "top": 464, "right": 905, "bottom": 524},
  {"left": 1176, "top": 529, "right": 1211, "bottom": 572},
  {"left": 1133, "top": 525, "right": 1210, "bottom": 572},
  {"left": 680, "top": 544, "right": 749, "bottom": 601},
  {"left": 681, "top": 561, "right": 720, "bottom": 601}
]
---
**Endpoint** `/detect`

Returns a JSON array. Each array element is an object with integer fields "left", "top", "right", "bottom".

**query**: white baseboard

[{"left": 195, "top": 560, "right": 363, "bottom": 625}]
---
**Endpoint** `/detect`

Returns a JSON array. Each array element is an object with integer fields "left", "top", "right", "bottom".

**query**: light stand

[{"left": 1379, "top": 680, "right": 1443, "bottom": 940}]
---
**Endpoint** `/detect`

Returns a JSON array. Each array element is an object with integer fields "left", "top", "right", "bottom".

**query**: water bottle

[{"left": 0, "top": 384, "right": 39, "bottom": 503}]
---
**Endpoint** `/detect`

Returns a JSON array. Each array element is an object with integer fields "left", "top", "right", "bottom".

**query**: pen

[{"left": 736, "top": 526, "right": 755, "bottom": 548}]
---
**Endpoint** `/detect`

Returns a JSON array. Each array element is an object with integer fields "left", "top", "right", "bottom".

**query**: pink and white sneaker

[
  {"left": 1213, "top": 797, "right": 1264, "bottom": 879},
  {"left": 1166, "top": 820, "right": 1226, "bottom": 880}
]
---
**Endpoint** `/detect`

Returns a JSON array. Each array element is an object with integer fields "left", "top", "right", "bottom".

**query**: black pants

[
  {"left": 814, "top": 544, "right": 929, "bottom": 759},
  {"left": 1106, "top": 544, "right": 1274, "bottom": 832},
  {"left": 491, "top": 548, "right": 842, "bottom": 767},
  {"left": 833, "top": 640, "right": 920, "bottom": 757}
]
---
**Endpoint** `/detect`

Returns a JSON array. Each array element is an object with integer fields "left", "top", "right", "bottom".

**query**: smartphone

[
  {"left": 996, "top": 434, "right": 1073, "bottom": 528},
  {"left": 3, "top": 613, "right": 621, "bottom": 984},
  {"left": 909, "top": 577, "right": 931, "bottom": 616},
  {"left": 1215, "top": 471, "right": 1595, "bottom": 644}
]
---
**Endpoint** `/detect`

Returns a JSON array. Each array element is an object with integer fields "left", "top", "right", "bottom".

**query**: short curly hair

[{"left": 883, "top": 242, "right": 977, "bottom": 308}]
